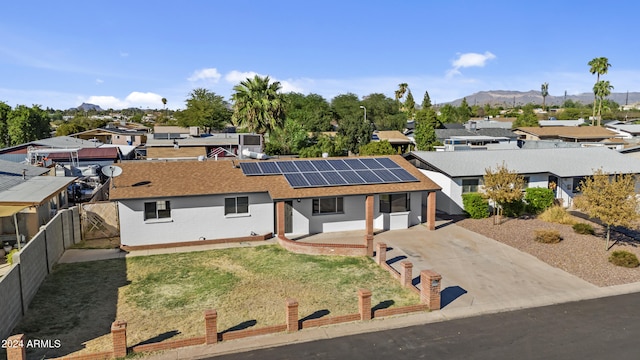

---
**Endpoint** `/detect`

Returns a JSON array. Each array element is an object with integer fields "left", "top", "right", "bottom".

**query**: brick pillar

[
  {"left": 365, "top": 195, "right": 374, "bottom": 256},
  {"left": 276, "top": 201, "right": 285, "bottom": 239},
  {"left": 204, "top": 310, "right": 218, "bottom": 345},
  {"left": 6, "top": 334, "right": 26, "bottom": 360},
  {"left": 376, "top": 242, "right": 387, "bottom": 265},
  {"left": 286, "top": 299, "right": 299, "bottom": 332},
  {"left": 420, "top": 270, "right": 442, "bottom": 310},
  {"left": 427, "top": 191, "right": 436, "bottom": 231},
  {"left": 111, "top": 320, "right": 127, "bottom": 358},
  {"left": 358, "top": 289, "right": 372, "bottom": 321},
  {"left": 401, "top": 261, "right": 413, "bottom": 287}
]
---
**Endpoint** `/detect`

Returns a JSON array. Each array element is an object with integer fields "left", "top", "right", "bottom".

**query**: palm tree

[
  {"left": 395, "top": 83, "right": 408, "bottom": 102},
  {"left": 231, "top": 75, "right": 285, "bottom": 135},
  {"left": 588, "top": 57, "right": 612, "bottom": 125},
  {"left": 593, "top": 80, "right": 614, "bottom": 124},
  {"left": 161, "top": 97, "right": 168, "bottom": 120},
  {"left": 540, "top": 82, "right": 549, "bottom": 111}
]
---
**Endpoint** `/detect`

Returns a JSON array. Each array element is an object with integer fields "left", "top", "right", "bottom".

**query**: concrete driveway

[{"left": 375, "top": 221, "right": 600, "bottom": 311}]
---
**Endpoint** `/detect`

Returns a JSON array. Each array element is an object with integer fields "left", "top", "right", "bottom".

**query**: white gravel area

[{"left": 456, "top": 216, "right": 640, "bottom": 287}]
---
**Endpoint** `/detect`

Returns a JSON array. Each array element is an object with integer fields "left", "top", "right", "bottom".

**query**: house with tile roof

[
  {"left": 405, "top": 147, "right": 640, "bottom": 215},
  {"left": 109, "top": 155, "right": 440, "bottom": 248}
]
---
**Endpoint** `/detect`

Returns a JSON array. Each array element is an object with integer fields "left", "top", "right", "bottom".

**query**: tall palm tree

[
  {"left": 231, "top": 75, "right": 285, "bottom": 135},
  {"left": 161, "top": 97, "right": 168, "bottom": 120},
  {"left": 395, "top": 83, "right": 409, "bottom": 102},
  {"left": 593, "top": 80, "right": 614, "bottom": 125},
  {"left": 540, "top": 82, "right": 549, "bottom": 111},
  {"left": 588, "top": 57, "right": 611, "bottom": 125}
]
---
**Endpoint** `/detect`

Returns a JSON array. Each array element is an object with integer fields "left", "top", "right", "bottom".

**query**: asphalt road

[{"left": 212, "top": 292, "right": 640, "bottom": 360}]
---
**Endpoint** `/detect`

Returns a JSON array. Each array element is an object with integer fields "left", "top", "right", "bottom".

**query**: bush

[
  {"left": 534, "top": 229, "right": 562, "bottom": 243},
  {"left": 502, "top": 200, "right": 525, "bottom": 217},
  {"left": 538, "top": 206, "right": 577, "bottom": 225},
  {"left": 572, "top": 223, "right": 595, "bottom": 235},
  {"left": 6, "top": 249, "right": 18, "bottom": 265},
  {"left": 462, "top": 193, "right": 489, "bottom": 219},
  {"left": 609, "top": 250, "right": 640, "bottom": 268},
  {"left": 524, "top": 187, "right": 555, "bottom": 214}
]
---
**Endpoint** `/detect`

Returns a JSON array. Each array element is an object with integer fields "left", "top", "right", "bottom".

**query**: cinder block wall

[{"left": 0, "top": 267, "right": 23, "bottom": 343}]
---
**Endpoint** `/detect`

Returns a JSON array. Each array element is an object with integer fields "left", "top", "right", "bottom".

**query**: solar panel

[
  {"left": 311, "top": 160, "right": 333, "bottom": 171},
  {"left": 343, "top": 158, "right": 368, "bottom": 170},
  {"left": 360, "top": 158, "right": 385, "bottom": 170},
  {"left": 327, "top": 159, "right": 350, "bottom": 170},
  {"left": 376, "top": 157, "right": 401, "bottom": 168},
  {"left": 240, "top": 162, "right": 261, "bottom": 175},
  {"left": 295, "top": 160, "right": 316, "bottom": 172},
  {"left": 391, "top": 168, "right": 418, "bottom": 182},
  {"left": 284, "top": 173, "right": 309, "bottom": 187},
  {"left": 374, "top": 169, "right": 401, "bottom": 182},
  {"left": 322, "top": 171, "right": 347, "bottom": 185},
  {"left": 258, "top": 162, "right": 281, "bottom": 175},
  {"left": 339, "top": 170, "right": 365, "bottom": 184},
  {"left": 303, "top": 172, "right": 329, "bottom": 186},
  {"left": 276, "top": 161, "right": 299, "bottom": 173},
  {"left": 356, "top": 170, "right": 384, "bottom": 183}
]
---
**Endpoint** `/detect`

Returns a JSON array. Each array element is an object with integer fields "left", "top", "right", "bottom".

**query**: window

[
  {"left": 312, "top": 197, "right": 344, "bottom": 214},
  {"left": 572, "top": 177, "right": 586, "bottom": 193},
  {"left": 225, "top": 196, "right": 249, "bottom": 215},
  {"left": 380, "top": 193, "right": 410, "bottom": 213},
  {"left": 522, "top": 176, "right": 530, "bottom": 190},
  {"left": 461, "top": 179, "right": 479, "bottom": 193},
  {"left": 144, "top": 200, "right": 171, "bottom": 220}
]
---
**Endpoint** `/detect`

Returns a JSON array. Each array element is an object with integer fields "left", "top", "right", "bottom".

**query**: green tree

[
  {"left": 483, "top": 163, "right": 525, "bottom": 224},
  {"left": 264, "top": 118, "right": 309, "bottom": 155},
  {"left": 358, "top": 140, "right": 396, "bottom": 156},
  {"left": 55, "top": 121, "right": 87, "bottom": 136},
  {"left": 588, "top": 57, "right": 612, "bottom": 126},
  {"left": 231, "top": 75, "right": 285, "bottom": 135},
  {"left": 175, "top": 88, "right": 231, "bottom": 131},
  {"left": 414, "top": 107, "right": 439, "bottom": 151},
  {"left": 282, "top": 93, "right": 333, "bottom": 132},
  {"left": 438, "top": 104, "right": 457, "bottom": 124},
  {"left": 458, "top": 98, "right": 471, "bottom": 123},
  {"left": 332, "top": 93, "right": 370, "bottom": 154},
  {"left": 361, "top": 93, "right": 405, "bottom": 131},
  {"left": 593, "top": 80, "right": 614, "bottom": 125},
  {"left": 298, "top": 135, "right": 344, "bottom": 158},
  {"left": 404, "top": 90, "right": 416, "bottom": 119},
  {"left": 421, "top": 90, "right": 432, "bottom": 109},
  {"left": 541, "top": 82, "right": 549, "bottom": 111},
  {"left": 512, "top": 107, "right": 539, "bottom": 128},
  {"left": 7, "top": 105, "right": 51, "bottom": 145},
  {"left": 0, "top": 101, "right": 11, "bottom": 147},
  {"left": 574, "top": 169, "right": 638, "bottom": 250}
]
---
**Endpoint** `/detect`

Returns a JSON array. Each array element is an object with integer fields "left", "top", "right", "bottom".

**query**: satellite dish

[{"left": 101, "top": 165, "right": 123, "bottom": 178}]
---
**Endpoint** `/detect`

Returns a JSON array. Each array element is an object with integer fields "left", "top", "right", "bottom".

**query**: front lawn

[{"left": 13, "top": 245, "right": 420, "bottom": 358}]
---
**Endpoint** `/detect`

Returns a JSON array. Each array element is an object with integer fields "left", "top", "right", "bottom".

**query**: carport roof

[
  {"left": 408, "top": 147, "right": 640, "bottom": 178},
  {"left": 0, "top": 176, "right": 76, "bottom": 206}
]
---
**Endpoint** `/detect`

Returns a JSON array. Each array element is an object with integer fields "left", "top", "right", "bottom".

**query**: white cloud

[
  {"left": 224, "top": 70, "right": 259, "bottom": 83},
  {"left": 448, "top": 51, "right": 496, "bottom": 77},
  {"left": 223, "top": 70, "right": 304, "bottom": 93},
  {"left": 120, "top": 51, "right": 129, "bottom": 57},
  {"left": 188, "top": 68, "right": 222, "bottom": 83},
  {"left": 96, "top": 78, "right": 103, "bottom": 84},
  {"left": 84, "top": 91, "right": 164, "bottom": 109}
]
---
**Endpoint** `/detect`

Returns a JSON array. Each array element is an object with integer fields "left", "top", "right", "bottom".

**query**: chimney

[{"left": 22, "top": 169, "right": 26, "bottom": 180}]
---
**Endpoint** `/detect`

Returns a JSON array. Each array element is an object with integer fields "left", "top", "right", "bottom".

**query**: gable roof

[
  {"left": 514, "top": 126, "right": 618, "bottom": 140},
  {"left": 110, "top": 155, "right": 440, "bottom": 201},
  {"left": 407, "top": 147, "right": 640, "bottom": 178},
  {"left": 375, "top": 131, "right": 411, "bottom": 144}
]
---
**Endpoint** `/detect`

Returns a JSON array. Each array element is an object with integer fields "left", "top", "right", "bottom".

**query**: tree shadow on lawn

[{"left": 13, "top": 258, "right": 129, "bottom": 359}]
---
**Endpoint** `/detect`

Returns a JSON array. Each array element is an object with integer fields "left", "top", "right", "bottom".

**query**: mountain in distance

[
  {"left": 447, "top": 90, "right": 640, "bottom": 107},
  {"left": 74, "top": 103, "right": 104, "bottom": 112}
]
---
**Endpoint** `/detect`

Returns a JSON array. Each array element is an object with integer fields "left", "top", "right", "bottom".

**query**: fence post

[
  {"left": 5, "top": 334, "right": 26, "bottom": 360},
  {"left": 204, "top": 310, "right": 218, "bottom": 344},
  {"left": 401, "top": 261, "right": 413, "bottom": 288},
  {"left": 358, "top": 289, "right": 372, "bottom": 321},
  {"left": 286, "top": 299, "right": 299, "bottom": 332},
  {"left": 420, "top": 270, "right": 442, "bottom": 310},
  {"left": 376, "top": 243, "right": 387, "bottom": 265},
  {"left": 111, "top": 320, "right": 127, "bottom": 358}
]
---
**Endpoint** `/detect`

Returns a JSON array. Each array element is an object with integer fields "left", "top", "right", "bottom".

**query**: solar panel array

[{"left": 239, "top": 158, "right": 419, "bottom": 188}]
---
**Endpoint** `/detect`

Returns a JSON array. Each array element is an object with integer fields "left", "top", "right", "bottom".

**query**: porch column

[
  {"left": 276, "top": 201, "right": 285, "bottom": 239},
  {"left": 426, "top": 191, "right": 436, "bottom": 231},
  {"left": 365, "top": 195, "right": 374, "bottom": 256}
]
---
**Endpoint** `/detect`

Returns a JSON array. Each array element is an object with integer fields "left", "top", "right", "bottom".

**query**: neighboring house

[
  {"left": 70, "top": 126, "right": 148, "bottom": 146},
  {"left": 109, "top": 155, "right": 441, "bottom": 248},
  {"left": 465, "top": 119, "right": 513, "bottom": 130},
  {"left": 0, "top": 136, "right": 101, "bottom": 163},
  {"left": 435, "top": 128, "right": 518, "bottom": 148},
  {"left": 372, "top": 131, "right": 411, "bottom": 153},
  {"left": 146, "top": 129, "right": 263, "bottom": 160},
  {"left": 404, "top": 147, "right": 640, "bottom": 215},
  {"left": 538, "top": 119, "right": 586, "bottom": 127},
  {"left": 513, "top": 126, "right": 620, "bottom": 142},
  {"left": 604, "top": 123, "right": 640, "bottom": 139},
  {"left": 0, "top": 162, "right": 74, "bottom": 243}
]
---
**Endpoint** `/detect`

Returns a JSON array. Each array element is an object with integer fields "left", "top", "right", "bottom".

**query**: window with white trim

[
  {"left": 225, "top": 196, "right": 249, "bottom": 215},
  {"left": 144, "top": 200, "right": 171, "bottom": 220},
  {"left": 312, "top": 197, "right": 344, "bottom": 214}
]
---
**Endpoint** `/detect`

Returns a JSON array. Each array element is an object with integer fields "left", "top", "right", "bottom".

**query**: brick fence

[{"left": 5, "top": 282, "right": 442, "bottom": 360}]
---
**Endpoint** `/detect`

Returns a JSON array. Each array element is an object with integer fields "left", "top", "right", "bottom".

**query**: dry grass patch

[
  {"left": 538, "top": 206, "right": 580, "bottom": 225},
  {"left": 14, "top": 245, "right": 419, "bottom": 358}
]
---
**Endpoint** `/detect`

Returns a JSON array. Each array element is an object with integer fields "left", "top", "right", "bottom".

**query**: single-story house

[
  {"left": 70, "top": 127, "right": 148, "bottom": 146},
  {"left": 604, "top": 123, "right": 640, "bottom": 139},
  {"left": 538, "top": 119, "right": 586, "bottom": 127},
  {"left": 372, "top": 131, "right": 412, "bottom": 153},
  {"left": 404, "top": 147, "right": 640, "bottom": 215},
  {"left": 513, "top": 126, "right": 620, "bottom": 142},
  {"left": 145, "top": 133, "right": 263, "bottom": 160},
  {"left": 109, "top": 155, "right": 441, "bottom": 248}
]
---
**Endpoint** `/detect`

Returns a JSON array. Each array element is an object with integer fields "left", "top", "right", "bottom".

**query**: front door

[{"left": 284, "top": 200, "right": 293, "bottom": 234}]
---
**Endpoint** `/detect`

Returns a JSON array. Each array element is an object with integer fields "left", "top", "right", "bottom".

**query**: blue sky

[{"left": 1, "top": 1, "right": 638, "bottom": 110}]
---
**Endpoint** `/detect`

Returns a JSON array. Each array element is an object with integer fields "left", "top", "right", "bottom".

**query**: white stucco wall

[
  {"left": 118, "top": 192, "right": 274, "bottom": 246},
  {"left": 419, "top": 169, "right": 466, "bottom": 214}
]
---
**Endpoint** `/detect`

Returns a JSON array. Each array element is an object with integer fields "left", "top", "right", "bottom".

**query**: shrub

[
  {"left": 609, "top": 251, "right": 640, "bottom": 268},
  {"left": 6, "top": 249, "right": 18, "bottom": 265},
  {"left": 502, "top": 200, "right": 525, "bottom": 217},
  {"left": 538, "top": 205, "right": 577, "bottom": 225},
  {"left": 572, "top": 223, "right": 595, "bottom": 235},
  {"left": 462, "top": 192, "right": 489, "bottom": 219},
  {"left": 534, "top": 229, "right": 562, "bottom": 243},
  {"left": 524, "top": 187, "right": 555, "bottom": 214}
]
